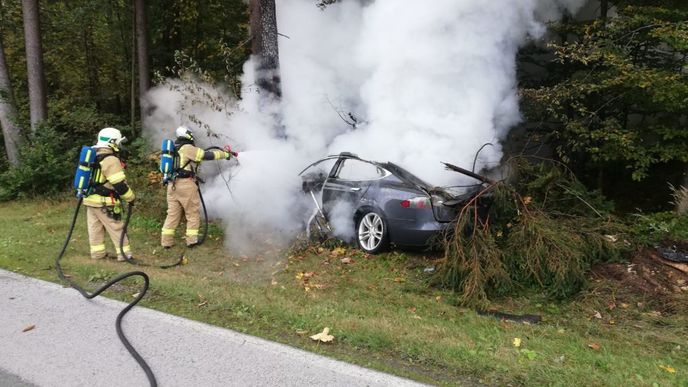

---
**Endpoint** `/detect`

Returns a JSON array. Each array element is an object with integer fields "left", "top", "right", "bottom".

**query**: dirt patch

[{"left": 590, "top": 247, "right": 688, "bottom": 313}]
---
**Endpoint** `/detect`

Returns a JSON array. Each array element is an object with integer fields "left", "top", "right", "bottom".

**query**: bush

[
  {"left": 630, "top": 211, "right": 688, "bottom": 245},
  {"left": 47, "top": 102, "right": 127, "bottom": 146},
  {"left": 435, "top": 157, "right": 628, "bottom": 306},
  {"left": 0, "top": 126, "right": 75, "bottom": 201}
]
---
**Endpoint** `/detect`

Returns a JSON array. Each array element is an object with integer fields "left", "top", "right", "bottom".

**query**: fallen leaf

[
  {"left": 22, "top": 325, "right": 35, "bottom": 333},
  {"left": 593, "top": 311, "right": 602, "bottom": 319},
  {"left": 603, "top": 234, "right": 619, "bottom": 243},
  {"left": 513, "top": 338, "right": 522, "bottom": 348},
  {"left": 435, "top": 296, "right": 442, "bottom": 302},
  {"left": 393, "top": 277, "right": 405, "bottom": 283},
  {"left": 340, "top": 257, "right": 352, "bottom": 264},
  {"left": 588, "top": 343, "right": 601, "bottom": 350},
  {"left": 271, "top": 279, "right": 278, "bottom": 286},
  {"left": 620, "top": 303, "right": 630, "bottom": 309},
  {"left": 310, "top": 327, "right": 334, "bottom": 343},
  {"left": 132, "top": 292, "right": 140, "bottom": 298},
  {"left": 197, "top": 301, "right": 208, "bottom": 307},
  {"left": 523, "top": 196, "right": 533, "bottom": 205},
  {"left": 658, "top": 365, "right": 676, "bottom": 374},
  {"left": 331, "top": 247, "right": 346, "bottom": 256},
  {"left": 295, "top": 329, "right": 308, "bottom": 336}
]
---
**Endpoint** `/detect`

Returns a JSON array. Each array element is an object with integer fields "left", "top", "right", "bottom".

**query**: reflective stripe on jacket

[{"left": 84, "top": 148, "right": 135, "bottom": 207}]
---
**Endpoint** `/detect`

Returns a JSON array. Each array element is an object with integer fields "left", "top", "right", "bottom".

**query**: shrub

[
  {"left": 435, "top": 157, "right": 628, "bottom": 306},
  {"left": 0, "top": 125, "right": 74, "bottom": 201}
]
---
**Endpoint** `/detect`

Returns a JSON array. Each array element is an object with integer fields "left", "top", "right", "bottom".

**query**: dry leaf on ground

[
  {"left": 658, "top": 365, "right": 676, "bottom": 374},
  {"left": 588, "top": 343, "right": 601, "bottom": 350},
  {"left": 310, "top": 327, "right": 334, "bottom": 343},
  {"left": 513, "top": 338, "right": 522, "bottom": 348},
  {"left": 331, "top": 247, "right": 346, "bottom": 256}
]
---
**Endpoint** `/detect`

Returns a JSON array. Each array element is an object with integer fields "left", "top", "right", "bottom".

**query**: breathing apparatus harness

[{"left": 57, "top": 145, "right": 158, "bottom": 387}]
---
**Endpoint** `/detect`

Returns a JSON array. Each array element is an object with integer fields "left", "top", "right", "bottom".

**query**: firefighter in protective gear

[
  {"left": 161, "top": 126, "right": 234, "bottom": 248},
  {"left": 83, "top": 127, "right": 136, "bottom": 261}
]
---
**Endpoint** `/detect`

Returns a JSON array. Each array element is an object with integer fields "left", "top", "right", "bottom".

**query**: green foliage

[
  {"left": 521, "top": 5, "right": 688, "bottom": 181},
  {"left": 0, "top": 126, "right": 74, "bottom": 201},
  {"left": 148, "top": 0, "right": 249, "bottom": 83},
  {"left": 630, "top": 211, "right": 688, "bottom": 245},
  {"left": 436, "top": 158, "right": 628, "bottom": 306}
]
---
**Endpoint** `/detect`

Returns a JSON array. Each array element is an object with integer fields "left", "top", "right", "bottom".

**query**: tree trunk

[
  {"left": 21, "top": 0, "right": 47, "bottom": 131},
  {"left": 250, "top": 0, "right": 282, "bottom": 101},
  {"left": 130, "top": 4, "right": 136, "bottom": 134},
  {"left": 0, "top": 35, "right": 22, "bottom": 165},
  {"left": 161, "top": 0, "right": 181, "bottom": 74},
  {"left": 600, "top": 0, "right": 608, "bottom": 21},
  {"left": 82, "top": 24, "right": 102, "bottom": 109},
  {"left": 134, "top": 0, "right": 150, "bottom": 98}
]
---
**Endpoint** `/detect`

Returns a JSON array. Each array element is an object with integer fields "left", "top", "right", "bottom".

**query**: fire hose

[
  {"left": 55, "top": 145, "right": 233, "bottom": 386},
  {"left": 119, "top": 181, "right": 209, "bottom": 269},
  {"left": 55, "top": 197, "right": 157, "bottom": 387}
]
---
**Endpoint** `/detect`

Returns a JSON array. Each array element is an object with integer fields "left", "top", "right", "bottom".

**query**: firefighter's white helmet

[
  {"left": 95, "top": 127, "right": 126, "bottom": 149},
  {"left": 176, "top": 126, "right": 194, "bottom": 141}
]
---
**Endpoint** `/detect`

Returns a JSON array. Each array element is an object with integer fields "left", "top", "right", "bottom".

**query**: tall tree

[
  {"left": 0, "top": 34, "right": 22, "bottom": 165},
  {"left": 21, "top": 0, "right": 47, "bottom": 131},
  {"left": 134, "top": 0, "right": 150, "bottom": 99},
  {"left": 250, "top": 0, "right": 281, "bottom": 101}
]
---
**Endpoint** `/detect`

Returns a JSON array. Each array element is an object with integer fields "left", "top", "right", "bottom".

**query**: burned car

[{"left": 300, "top": 152, "right": 490, "bottom": 253}]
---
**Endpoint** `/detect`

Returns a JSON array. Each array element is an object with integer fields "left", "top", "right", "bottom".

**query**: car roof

[{"left": 300, "top": 152, "right": 434, "bottom": 191}]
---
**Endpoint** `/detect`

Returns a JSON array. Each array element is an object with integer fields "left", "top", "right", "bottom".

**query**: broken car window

[{"left": 336, "top": 159, "right": 387, "bottom": 181}]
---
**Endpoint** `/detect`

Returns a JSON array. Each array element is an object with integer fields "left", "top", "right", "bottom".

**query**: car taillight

[{"left": 400, "top": 197, "right": 431, "bottom": 209}]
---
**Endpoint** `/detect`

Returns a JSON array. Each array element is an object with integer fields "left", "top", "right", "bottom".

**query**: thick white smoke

[{"left": 144, "top": 0, "right": 585, "bottom": 254}]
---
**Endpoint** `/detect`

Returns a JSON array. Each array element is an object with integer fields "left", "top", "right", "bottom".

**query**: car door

[{"left": 322, "top": 158, "right": 387, "bottom": 215}]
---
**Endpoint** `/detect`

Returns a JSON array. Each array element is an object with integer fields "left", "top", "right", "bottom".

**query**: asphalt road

[{"left": 0, "top": 269, "right": 424, "bottom": 387}]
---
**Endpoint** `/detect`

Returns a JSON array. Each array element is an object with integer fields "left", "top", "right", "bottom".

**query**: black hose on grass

[
  {"left": 119, "top": 182, "right": 209, "bottom": 269},
  {"left": 55, "top": 197, "right": 157, "bottom": 387}
]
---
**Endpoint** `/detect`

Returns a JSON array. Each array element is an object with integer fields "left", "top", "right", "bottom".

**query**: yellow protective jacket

[
  {"left": 176, "top": 142, "right": 230, "bottom": 178},
  {"left": 83, "top": 148, "right": 135, "bottom": 207}
]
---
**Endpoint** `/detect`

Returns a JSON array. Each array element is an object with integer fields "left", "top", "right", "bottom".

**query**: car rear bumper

[{"left": 386, "top": 217, "right": 454, "bottom": 246}]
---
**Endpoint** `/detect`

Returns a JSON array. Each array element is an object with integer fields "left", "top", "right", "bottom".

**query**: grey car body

[{"left": 300, "top": 152, "right": 485, "bottom": 252}]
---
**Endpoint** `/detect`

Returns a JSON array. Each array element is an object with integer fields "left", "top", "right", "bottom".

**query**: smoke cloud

[{"left": 144, "top": 0, "right": 585, "bottom": 254}]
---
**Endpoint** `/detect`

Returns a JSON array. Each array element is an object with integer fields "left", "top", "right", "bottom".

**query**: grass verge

[{"left": 1, "top": 198, "right": 686, "bottom": 386}]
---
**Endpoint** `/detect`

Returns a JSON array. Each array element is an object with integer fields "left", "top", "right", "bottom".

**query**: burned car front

[{"left": 300, "top": 152, "right": 488, "bottom": 253}]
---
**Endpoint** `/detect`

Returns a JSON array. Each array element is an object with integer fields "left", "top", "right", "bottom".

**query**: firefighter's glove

[{"left": 223, "top": 145, "right": 238, "bottom": 158}]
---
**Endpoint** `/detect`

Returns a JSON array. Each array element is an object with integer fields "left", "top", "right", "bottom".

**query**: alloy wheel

[{"left": 358, "top": 212, "right": 384, "bottom": 251}]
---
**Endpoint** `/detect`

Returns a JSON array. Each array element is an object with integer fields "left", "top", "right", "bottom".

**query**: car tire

[{"left": 356, "top": 210, "right": 389, "bottom": 254}]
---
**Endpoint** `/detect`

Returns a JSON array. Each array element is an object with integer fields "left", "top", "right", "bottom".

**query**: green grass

[{"left": 1, "top": 198, "right": 687, "bottom": 386}]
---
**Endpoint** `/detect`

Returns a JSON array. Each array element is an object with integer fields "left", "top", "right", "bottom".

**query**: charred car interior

[{"left": 300, "top": 152, "right": 491, "bottom": 253}]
